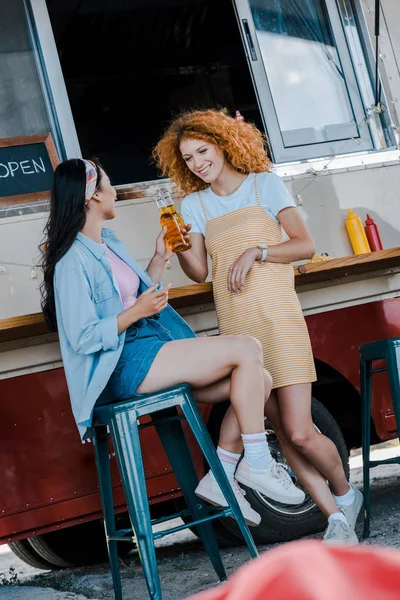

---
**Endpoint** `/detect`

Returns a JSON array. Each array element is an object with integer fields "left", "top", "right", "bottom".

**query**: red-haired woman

[{"left": 154, "top": 110, "right": 362, "bottom": 544}]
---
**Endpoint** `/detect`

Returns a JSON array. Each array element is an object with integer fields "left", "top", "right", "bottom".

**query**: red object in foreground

[
  {"left": 187, "top": 540, "right": 400, "bottom": 600},
  {"left": 365, "top": 214, "right": 383, "bottom": 251}
]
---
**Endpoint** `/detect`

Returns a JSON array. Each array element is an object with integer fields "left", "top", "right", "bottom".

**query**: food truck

[{"left": 1, "top": 0, "right": 399, "bottom": 568}]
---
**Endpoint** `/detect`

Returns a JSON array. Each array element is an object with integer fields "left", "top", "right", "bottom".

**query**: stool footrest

[
  {"left": 367, "top": 457, "right": 400, "bottom": 468},
  {"left": 107, "top": 508, "right": 233, "bottom": 544},
  {"left": 153, "top": 508, "right": 233, "bottom": 540}
]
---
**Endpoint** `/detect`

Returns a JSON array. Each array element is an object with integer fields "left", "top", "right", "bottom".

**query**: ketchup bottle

[{"left": 365, "top": 214, "right": 383, "bottom": 251}]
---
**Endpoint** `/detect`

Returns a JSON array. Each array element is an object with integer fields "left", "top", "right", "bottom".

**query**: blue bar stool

[
  {"left": 92, "top": 384, "right": 258, "bottom": 600},
  {"left": 360, "top": 337, "right": 400, "bottom": 539}
]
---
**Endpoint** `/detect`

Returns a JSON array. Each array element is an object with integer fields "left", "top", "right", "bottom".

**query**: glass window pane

[
  {"left": 0, "top": 2, "right": 51, "bottom": 138},
  {"left": 249, "top": 0, "right": 359, "bottom": 147}
]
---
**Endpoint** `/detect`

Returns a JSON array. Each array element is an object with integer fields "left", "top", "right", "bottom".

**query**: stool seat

[
  {"left": 92, "top": 383, "right": 258, "bottom": 600},
  {"left": 360, "top": 337, "right": 400, "bottom": 539}
]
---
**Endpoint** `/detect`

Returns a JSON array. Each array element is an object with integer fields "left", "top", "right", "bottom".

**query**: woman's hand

[
  {"left": 155, "top": 227, "right": 174, "bottom": 262},
  {"left": 133, "top": 285, "right": 170, "bottom": 319},
  {"left": 154, "top": 224, "right": 192, "bottom": 261},
  {"left": 227, "top": 247, "right": 261, "bottom": 294}
]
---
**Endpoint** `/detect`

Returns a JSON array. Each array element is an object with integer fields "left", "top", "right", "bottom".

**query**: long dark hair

[{"left": 41, "top": 158, "right": 102, "bottom": 331}]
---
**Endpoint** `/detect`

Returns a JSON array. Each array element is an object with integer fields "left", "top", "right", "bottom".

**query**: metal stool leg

[
  {"left": 110, "top": 412, "right": 162, "bottom": 600},
  {"left": 361, "top": 358, "right": 372, "bottom": 539},
  {"left": 180, "top": 393, "right": 258, "bottom": 559},
  {"left": 151, "top": 407, "right": 227, "bottom": 582},
  {"left": 93, "top": 426, "right": 123, "bottom": 600}
]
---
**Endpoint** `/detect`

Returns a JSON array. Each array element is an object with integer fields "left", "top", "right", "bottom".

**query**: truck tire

[
  {"left": 27, "top": 518, "right": 135, "bottom": 568},
  {"left": 206, "top": 397, "right": 350, "bottom": 545},
  {"left": 8, "top": 539, "right": 57, "bottom": 570}
]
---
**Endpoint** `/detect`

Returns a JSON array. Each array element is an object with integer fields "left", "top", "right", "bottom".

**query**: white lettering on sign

[
  {"left": 20, "top": 160, "right": 35, "bottom": 175},
  {"left": 0, "top": 164, "right": 9, "bottom": 177},
  {"left": 0, "top": 157, "right": 46, "bottom": 178}
]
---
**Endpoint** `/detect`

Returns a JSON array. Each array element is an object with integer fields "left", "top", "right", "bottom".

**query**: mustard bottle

[{"left": 345, "top": 209, "right": 371, "bottom": 255}]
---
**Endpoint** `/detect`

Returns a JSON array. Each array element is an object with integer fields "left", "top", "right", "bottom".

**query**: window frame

[{"left": 233, "top": 0, "right": 387, "bottom": 163}]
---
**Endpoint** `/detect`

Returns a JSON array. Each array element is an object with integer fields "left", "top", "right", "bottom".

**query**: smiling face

[{"left": 179, "top": 138, "right": 226, "bottom": 184}]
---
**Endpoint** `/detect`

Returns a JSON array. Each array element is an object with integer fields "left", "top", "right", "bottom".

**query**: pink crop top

[{"left": 105, "top": 245, "right": 140, "bottom": 309}]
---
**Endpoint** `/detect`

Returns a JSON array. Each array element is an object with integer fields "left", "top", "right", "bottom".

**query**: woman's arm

[
  {"left": 55, "top": 264, "right": 168, "bottom": 354},
  {"left": 177, "top": 230, "right": 209, "bottom": 283},
  {"left": 227, "top": 207, "right": 315, "bottom": 293},
  {"left": 259, "top": 207, "right": 315, "bottom": 263}
]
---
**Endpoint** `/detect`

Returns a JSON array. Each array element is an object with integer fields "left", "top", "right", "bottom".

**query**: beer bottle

[{"left": 155, "top": 188, "right": 192, "bottom": 253}]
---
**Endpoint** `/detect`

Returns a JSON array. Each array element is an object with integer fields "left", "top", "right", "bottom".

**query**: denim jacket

[{"left": 54, "top": 228, "right": 195, "bottom": 440}]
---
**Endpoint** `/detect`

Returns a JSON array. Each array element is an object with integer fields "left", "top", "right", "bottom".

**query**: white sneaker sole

[
  {"left": 235, "top": 471, "right": 305, "bottom": 506},
  {"left": 323, "top": 532, "right": 359, "bottom": 546},
  {"left": 195, "top": 486, "right": 261, "bottom": 527}
]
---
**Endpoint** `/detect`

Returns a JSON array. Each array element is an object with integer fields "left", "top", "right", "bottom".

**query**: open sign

[{"left": 0, "top": 133, "right": 59, "bottom": 205}]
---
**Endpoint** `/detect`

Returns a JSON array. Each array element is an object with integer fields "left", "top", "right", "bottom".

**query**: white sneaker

[
  {"left": 323, "top": 518, "right": 359, "bottom": 546},
  {"left": 235, "top": 459, "right": 306, "bottom": 505},
  {"left": 338, "top": 486, "right": 363, "bottom": 530},
  {"left": 195, "top": 471, "right": 261, "bottom": 526}
]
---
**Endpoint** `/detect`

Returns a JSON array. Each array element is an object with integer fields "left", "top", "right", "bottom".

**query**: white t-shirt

[{"left": 180, "top": 172, "right": 296, "bottom": 235}]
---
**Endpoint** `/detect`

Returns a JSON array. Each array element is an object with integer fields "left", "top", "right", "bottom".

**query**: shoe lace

[
  {"left": 231, "top": 479, "right": 250, "bottom": 507},
  {"left": 325, "top": 519, "right": 347, "bottom": 539},
  {"left": 273, "top": 461, "right": 295, "bottom": 490}
]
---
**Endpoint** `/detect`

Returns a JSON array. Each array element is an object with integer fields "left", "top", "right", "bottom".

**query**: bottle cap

[
  {"left": 347, "top": 208, "right": 357, "bottom": 219},
  {"left": 365, "top": 214, "right": 375, "bottom": 225}
]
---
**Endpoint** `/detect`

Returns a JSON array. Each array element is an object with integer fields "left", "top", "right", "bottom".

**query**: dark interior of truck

[{"left": 46, "top": 0, "right": 262, "bottom": 185}]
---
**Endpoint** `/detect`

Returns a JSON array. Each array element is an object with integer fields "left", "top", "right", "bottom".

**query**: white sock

[
  {"left": 242, "top": 432, "right": 273, "bottom": 470},
  {"left": 333, "top": 484, "right": 355, "bottom": 508},
  {"left": 210, "top": 447, "right": 241, "bottom": 483},
  {"left": 328, "top": 512, "right": 348, "bottom": 525}
]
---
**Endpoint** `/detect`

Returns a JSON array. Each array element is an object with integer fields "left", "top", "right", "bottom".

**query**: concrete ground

[{"left": 1, "top": 441, "right": 400, "bottom": 600}]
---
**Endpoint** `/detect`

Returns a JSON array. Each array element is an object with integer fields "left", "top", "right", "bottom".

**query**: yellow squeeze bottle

[{"left": 345, "top": 209, "right": 371, "bottom": 255}]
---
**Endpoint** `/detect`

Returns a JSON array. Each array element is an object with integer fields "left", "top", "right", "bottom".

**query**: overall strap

[
  {"left": 197, "top": 191, "right": 210, "bottom": 222},
  {"left": 253, "top": 174, "right": 261, "bottom": 207}
]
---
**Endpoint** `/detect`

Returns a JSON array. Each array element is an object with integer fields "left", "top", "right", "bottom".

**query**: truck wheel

[
  {"left": 207, "top": 397, "right": 350, "bottom": 545},
  {"left": 8, "top": 539, "right": 57, "bottom": 570},
  {"left": 27, "top": 517, "right": 134, "bottom": 568}
]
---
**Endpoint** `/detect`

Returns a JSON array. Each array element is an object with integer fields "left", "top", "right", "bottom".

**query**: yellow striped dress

[{"left": 198, "top": 175, "right": 316, "bottom": 389}]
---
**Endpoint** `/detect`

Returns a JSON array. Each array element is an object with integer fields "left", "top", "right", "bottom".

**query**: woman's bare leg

[
  {"left": 277, "top": 384, "right": 349, "bottom": 497},
  {"left": 265, "top": 392, "right": 338, "bottom": 517},
  {"left": 137, "top": 334, "right": 266, "bottom": 435},
  {"left": 192, "top": 369, "right": 273, "bottom": 454}
]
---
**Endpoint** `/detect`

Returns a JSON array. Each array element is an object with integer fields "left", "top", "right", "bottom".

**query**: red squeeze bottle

[{"left": 365, "top": 214, "right": 383, "bottom": 251}]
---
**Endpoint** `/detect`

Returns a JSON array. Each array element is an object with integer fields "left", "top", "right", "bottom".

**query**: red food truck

[{"left": 1, "top": 0, "right": 400, "bottom": 569}]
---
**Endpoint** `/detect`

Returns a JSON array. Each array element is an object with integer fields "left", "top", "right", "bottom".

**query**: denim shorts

[{"left": 107, "top": 318, "right": 173, "bottom": 401}]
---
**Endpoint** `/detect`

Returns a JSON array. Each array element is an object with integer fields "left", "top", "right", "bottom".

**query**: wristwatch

[{"left": 256, "top": 244, "right": 268, "bottom": 263}]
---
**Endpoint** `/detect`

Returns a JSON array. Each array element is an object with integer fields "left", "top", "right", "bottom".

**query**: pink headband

[{"left": 82, "top": 159, "right": 97, "bottom": 204}]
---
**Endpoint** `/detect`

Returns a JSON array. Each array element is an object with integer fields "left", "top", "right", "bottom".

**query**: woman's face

[
  {"left": 180, "top": 138, "right": 225, "bottom": 184},
  {"left": 96, "top": 170, "right": 117, "bottom": 219}
]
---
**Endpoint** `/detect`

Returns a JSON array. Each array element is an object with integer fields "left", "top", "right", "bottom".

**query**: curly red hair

[{"left": 153, "top": 109, "right": 271, "bottom": 197}]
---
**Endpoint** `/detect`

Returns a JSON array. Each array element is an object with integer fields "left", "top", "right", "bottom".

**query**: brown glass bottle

[{"left": 155, "top": 189, "right": 191, "bottom": 253}]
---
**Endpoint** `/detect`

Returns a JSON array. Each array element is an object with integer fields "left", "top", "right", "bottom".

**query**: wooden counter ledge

[{"left": 1, "top": 247, "right": 399, "bottom": 344}]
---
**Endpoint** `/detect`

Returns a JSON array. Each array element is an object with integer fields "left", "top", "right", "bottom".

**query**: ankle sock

[
  {"left": 210, "top": 447, "right": 241, "bottom": 483},
  {"left": 333, "top": 484, "right": 355, "bottom": 508},
  {"left": 241, "top": 432, "right": 273, "bottom": 470},
  {"left": 328, "top": 512, "right": 348, "bottom": 525}
]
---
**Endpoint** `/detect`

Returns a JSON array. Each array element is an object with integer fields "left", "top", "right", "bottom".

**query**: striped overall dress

[{"left": 197, "top": 175, "right": 316, "bottom": 389}]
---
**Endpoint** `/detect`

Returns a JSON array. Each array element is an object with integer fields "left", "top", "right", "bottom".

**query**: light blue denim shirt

[{"left": 54, "top": 228, "right": 195, "bottom": 440}]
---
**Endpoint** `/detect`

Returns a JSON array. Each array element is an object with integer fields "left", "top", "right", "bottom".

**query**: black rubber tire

[
  {"left": 8, "top": 539, "right": 57, "bottom": 571},
  {"left": 205, "top": 397, "right": 350, "bottom": 545},
  {"left": 27, "top": 517, "right": 135, "bottom": 568}
]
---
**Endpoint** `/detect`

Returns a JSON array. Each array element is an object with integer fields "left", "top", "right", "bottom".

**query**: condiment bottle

[
  {"left": 365, "top": 214, "right": 383, "bottom": 251},
  {"left": 155, "top": 188, "right": 191, "bottom": 253},
  {"left": 345, "top": 209, "right": 371, "bottom": 255}
]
